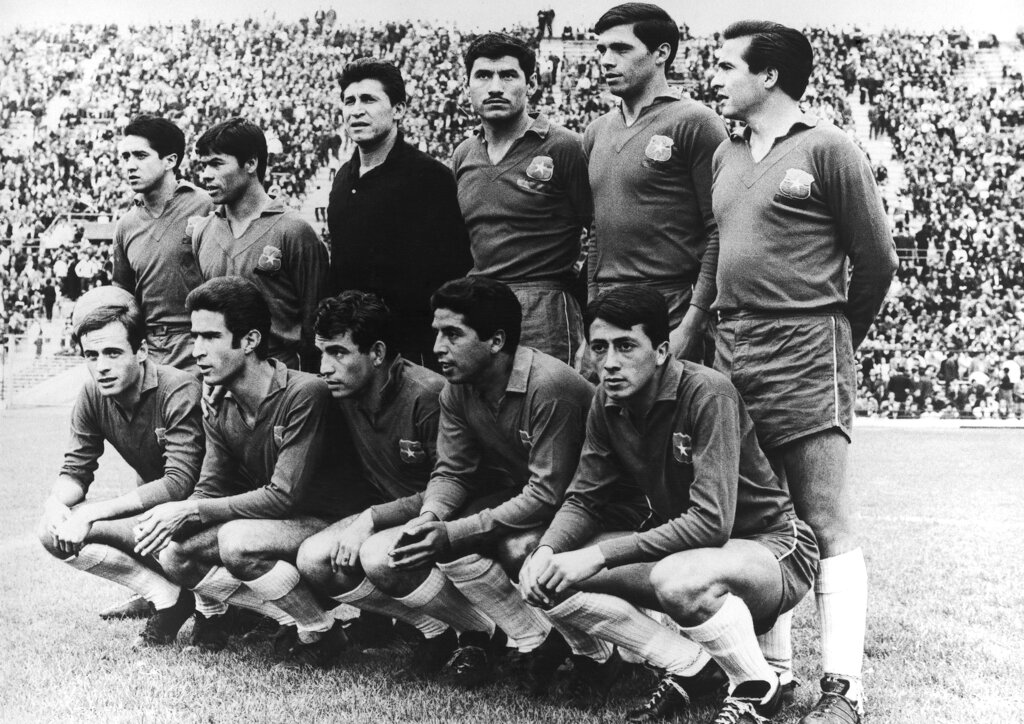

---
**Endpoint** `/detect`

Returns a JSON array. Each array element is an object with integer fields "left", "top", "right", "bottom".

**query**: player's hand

[
  {"left": 332, "top": 511, "right": 374, "bottom": 572},
  {"left": 669, "top": 307, "right": 708, "bottom": 361},
  {"left": 201, "top": 383, "right": 226, "bottom": 420},
  {"left": 536, "top": 546, "right": 606, "bottom": 594},
  {"left": 389, "top": 518, "right": 449, "bottom": 569},
  {"left": 519, "top": 545, "right": 557, "bottom": 607},
  {"left": 42, "top": 500, "right": 71, "bottom": 540},
  {"left": 54, "top": 511, "right": 92, "bottom": 555},
  {"left": 133, "top": 501, "right": 197, "bottom": 557}
]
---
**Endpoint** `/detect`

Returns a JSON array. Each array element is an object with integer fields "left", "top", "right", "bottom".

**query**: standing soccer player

[
  {"left": 112, "top": 115, "right": 213, "bottom": 371},
  {"left": 192, "top": 118, "right": 328, "bottom": 371},
  {"left": 585, "top": 3, "right": 727, "bottom": 361},
  {"left": 328, "top": 59, "right": 472, "bottom": 369},
  {"left": 37, "top": 287, "right": 203, "bottom": 646},
  {"left": 709, "top": 22, "right": 897, "bottom": 723},
  {"left": 452, "top": 33, "right": 592, "bottom": 365}
]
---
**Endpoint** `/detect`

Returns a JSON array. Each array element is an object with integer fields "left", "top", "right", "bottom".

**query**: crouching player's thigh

[
  {"left": 218, "top": 516, "right": 333, "bottom": 579},
  {"left": 295, "top": 513, "right": 363, "bottom": 593}
]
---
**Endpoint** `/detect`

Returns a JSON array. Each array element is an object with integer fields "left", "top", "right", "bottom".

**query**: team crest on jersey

[
  {"left": 258, "top": 245, "right": 282, "bottom": 272},
  {"left": 273, "top": 425, "right": 285, "bottom": 447},
  {"left": 519, "top": 429, "right": 534, "bottom": 449},
  {"left": 154, "top": 427, "right": 167, "bottom": 446},
  {"left": 644, "top": 135, "right": 674, "bottom": 163},
  {"left": 399, "top": 439, "right": 427, "bottom": 463},
  {"left": 526, "top": 155, "right": 554, "bottom": 181},
  {"left": 672, "top": 432, "right": 692, "bottom": 464},
  {"left": 779, "top": 168, "right": 814, "bottom": 200}
]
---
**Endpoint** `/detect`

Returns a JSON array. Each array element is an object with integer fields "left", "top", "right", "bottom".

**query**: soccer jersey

[
  {"left": 420, "top": 347, "right": 594, "bottom": 550},
  {"left": 60, "top": 361, "right": 204, "bottom": 508},
  {"left": 193, "top": 199, "right": 328, "bottom": 367},
  {"left": 539, "top": 358, "right": 794, "bottom": 568},
  {"left": 189, "top": 361, "right": 345, "bottom": 522},
  {"left": 584, "top": 96, "right": 727, "bottom": 310}
]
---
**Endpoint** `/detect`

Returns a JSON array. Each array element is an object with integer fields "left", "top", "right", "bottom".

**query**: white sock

[
  {"left": 192, "top": 565, "right": 295, "bottom": 625},
  {"left": 245, "top": 561, "right": 332, "bottom": 642},
  {"left": 334, "top": 576, "right": 446, "bottom": 638},
  {"left": 816, "top": 549, "right": 867, "bottom": 702},
  {"left": 548, "top": 592, "right": 708, "bottom": 675},
  {"left": 679, "top": 593, "right": 776, "bottom": 696},
  {"left": 394, "top": 567, "right": 494, "bottom": 637},
  {"left": 758, "top": 609, "right": 794, "bottom": 686},
  {"left": 545, "top": 615, "right": 614, "bottom": 662},
  {"left": 66, "top": 543, "right": 180, "bottom": 610},
  {"left": 438, "top": 554, "right": 549, "bottom": 651}
]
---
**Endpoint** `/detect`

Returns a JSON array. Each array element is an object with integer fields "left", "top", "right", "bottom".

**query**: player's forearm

[
  {"left": 47, "top": 477, "right": 88, "bottom": 509},
  {"left": 369, "top": 493, "right": 424, "bottom": 530},
  {"left": 74, "top": 490, "right": 145, "bottom": 524}
]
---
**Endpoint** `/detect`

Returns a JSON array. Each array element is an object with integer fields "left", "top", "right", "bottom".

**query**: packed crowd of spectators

[{"left": 1, "top": 15, "right": 1021, "bottom": 417}]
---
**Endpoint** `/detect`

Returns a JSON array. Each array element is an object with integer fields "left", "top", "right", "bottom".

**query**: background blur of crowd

[{"left": 2, "top": 14, "right": 1022, "bottom": 418}]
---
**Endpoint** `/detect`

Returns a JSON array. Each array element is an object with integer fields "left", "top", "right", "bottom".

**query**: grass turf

[{"left": 1, "top": 407, "right": 1021, "bottom": 723}]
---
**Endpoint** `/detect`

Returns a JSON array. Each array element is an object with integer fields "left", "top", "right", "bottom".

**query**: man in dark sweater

[{"left": 327, "top": 59, "right": 472, "bottom": 369}]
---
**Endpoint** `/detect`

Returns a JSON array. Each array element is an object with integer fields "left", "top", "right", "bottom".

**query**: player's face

[
  {"left": 588, "top": 318, "right": 667, "bottom": 403},
  {"left": 468, "top": 56, "right": 533, "bottom": 124},
  {"left": 711, "top": 36, "right": 768, "bottom": 121},
  {"left": 432, "top": 308, "right": 496, "bottom": 385},
  {"left": 596, "top": 23, "right": 665, "bottom": 100},
  {"left": 342, "top": 79, "right": 403, "bottom": 148},
  {"left": 80, "top": 321, "right": 144, "bottom": 401},
  {"left": 197, "top": 152, "right": 254, "bottom": 205},
  {"left": 190, "top": 309, "right": 247, "bottom": 386},
  {"left": 316, "top": 331, "right": 377, "bottom": 399},
  {"left": 118, "top": 135, "right": 173, "bottom": 195}
]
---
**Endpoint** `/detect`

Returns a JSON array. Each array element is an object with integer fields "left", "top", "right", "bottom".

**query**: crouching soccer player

[
  {"left": 357, "top": 277, "right": 609, "bottom": 690},
  {"left": 134, "top": 277, "right": 352, "bottom": 665},
  {"left": 520, "top": 286, "right": 819, "bottom": 723},
  {"left": 38, "top": 287, "right": 203, "bottom": 646},
  {"left": 296, "top": 291, "right": 494, "bottom": 675}
]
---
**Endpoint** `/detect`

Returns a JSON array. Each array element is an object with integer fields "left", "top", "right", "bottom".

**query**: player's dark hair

[
  {"left": 464, "top": 32, "right": 537, "bottom": 79},
  {"left": 431, "top": 277, "right": 521, "bottom": 353},
  {"left": 195, "top": 117, "right": 269, "bottom": 184},
  {"left": 124, "top": 115, "right": 186, "bottom": 172},
  {"left": 594, "top": 3, "right": 679, "bottom": 74},
  {"left": 186, "top": 276, "right": 271, "bottom": 358},
  {"left": 585, "top": 285, "right": 669, "bottom": 347},
  {"left": 73, "top": 302, "right": 145, "bottom": 354},
  {"left": 722, "top": 20, "right": 813, "bottom": 100},
  {"left": 313, "top": 291, "right": 395, "bottom": 358},
  {"left": 339, "top": 58, "right": 407, "bottom": 106}
]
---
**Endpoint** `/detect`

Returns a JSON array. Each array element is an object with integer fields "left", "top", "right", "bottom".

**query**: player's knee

[
  {"left": 159, "top": 541, "right": 193, "bottom": 582},
  {"left": 359, "top": 531, "right": 401, "bottom": 591},
  {"left": 495, "top": 530, "right": 543, "bottom": 579},
  {"left": 37, "top": 523, "right": 66, "bottom": 559},
  {"left": 650, "top": 559, "right": 713, "bottom": 614},
  {"left": 295, "top": 535, "right": 332, "bottom": 586},
  {"left": 217, "top": 522, "right": 263, "bottom": 575}
]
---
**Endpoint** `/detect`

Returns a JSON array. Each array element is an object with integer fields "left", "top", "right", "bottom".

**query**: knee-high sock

[
  {"left": 438, "top": 554, "right": 548, "bottom": 651},
  {"left": 546, "top": 592, "right": 708, "bottom": 675},
  {"left": 543, "top": 613, "right": 614, "bottom": 662},
  {"left": 678, "top": 593, "right": 775, "bottom": 693},
  {"left": 757, "top": 609, "right": 794, "bottom": 685},
  {"left": 65, "top": 543, "right": 179, "bottom": 610},
  {"left": 333, "top": 576, "right": 447, "bottom": 638},
  {"left": 816, "top": 549, "right": 866, "bottom": 702},
  {"left": 394, "top": 567, "right": 494, "bottom": 636},
  {"left": 245, "top": 561, "right": 333, "bottom": 642},
  {"left": 191, "top": 565, "right": 295, "bottom": 625}
]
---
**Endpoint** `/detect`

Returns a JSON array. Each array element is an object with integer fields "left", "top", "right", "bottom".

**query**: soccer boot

[
  {"left": 445, "top": 630, "right": 494, "bottom": 689},
  {"left": 566, "top": 649, "right": 625, "bottom": 709},
  {"left": 521, "top": 628, "right": 571, "bottom": 695},
  {"left": 191, "top": 612, "right": 233, "bottom": 652},
  {"left": 408, "top": 626, "right": 459, "bottom": 678},
  {"left": 99, "top": 594, "right": 154, "bottom": 620},
  {"left": 798, "top": 675, "right": 862, "bottom": 724},
  {"left": 343, "top": 611, "right": 396, "bottom": 651},
  {"left": 133, "top": 589, "right": 195, "bottom": 647},
  {"left": 625, "top": 658, "right": 729, "bottom": 722},
  {"left": 710, "top": 678, "right": 784, "bottom": 724},
  {"left": 287, "top": 620, "right": 349, "bottom": 669}
]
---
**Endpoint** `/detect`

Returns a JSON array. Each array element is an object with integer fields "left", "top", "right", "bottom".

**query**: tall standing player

[
  {"left": 452, "top": 33, "right": 592, "bottom": 365},
  {"left": 585, "top": 3, "right": 727, "bottom": 361},
  {"left": 192, "top": 118, "right": 328, "bottom": 371},
  {"left": 709, "top": 22, "right": 897, "bottom": 724},
  {"left": 112, "top": 115, "right": 213, "bottom": 372}
]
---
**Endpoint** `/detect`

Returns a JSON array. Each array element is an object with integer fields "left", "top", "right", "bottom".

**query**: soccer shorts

[
  {"left": 747, "top": 517, "right": 819, "bottom": 635},
  {"left": 508, "top": 281, "right": 584, "bottom": 367}
]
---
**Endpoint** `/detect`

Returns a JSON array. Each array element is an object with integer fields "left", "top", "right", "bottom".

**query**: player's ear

[
  {"left": 655, "top": 340, "right": 670, "bottom": 366},
  {"left": 393, "top": 101, "right": 407, "bottom": 121},
  {"left": 763, "top": 66, "right": 780, "bottom": 91},
  {"left": 242, "top": 329, "right": 261, "bottom": 356},
  {"left": 489, "top": 330, "right": 506, "bottom": 355},
  {"left": 136, "top": 339, "right": 149, "bottom": 363},
  {"left": 371, "top": 340, "right": 387, "bottom": 367},
  {"left": 162, "top": 153, "right": 179, "bottom": 173}
]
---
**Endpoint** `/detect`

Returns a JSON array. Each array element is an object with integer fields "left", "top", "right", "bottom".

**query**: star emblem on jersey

[
  {"left": 399, "top": 439, "right": 426, "bottom": 463},
  {"left": 273, "top": 425, "right": 285, "bottom": 447},
  {"left": 519, "top": 429, "right": 534, "bottom": 449},
  {"left": 779, "top": 168, "right": 814, "bottom": 200},
  {"left": 672, "top": 432, "right": 692, "bottom": 464},
  {"left": 526, "top": 155, "right": 554, "bottom": 181},
  {"left": 257, "top": 245, "right": 282, "bottom": 272},
  {"left": 644, "top": 135, "right": 674, "bottom": 163},
  {"left": 154, "top": 427, "right": 167, "bottom": 446}
]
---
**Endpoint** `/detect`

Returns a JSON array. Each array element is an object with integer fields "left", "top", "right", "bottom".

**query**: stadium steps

[
  {"left": 848, "top": 94, "right": 907, "bottom": 216},
  {"left": 1, "top": 351, "right": 83, "bottom": 408}
]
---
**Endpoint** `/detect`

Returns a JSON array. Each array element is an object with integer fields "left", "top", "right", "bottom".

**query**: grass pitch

[{"left": 1, "top": 407, "right": 1021, "bottom": 723}]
